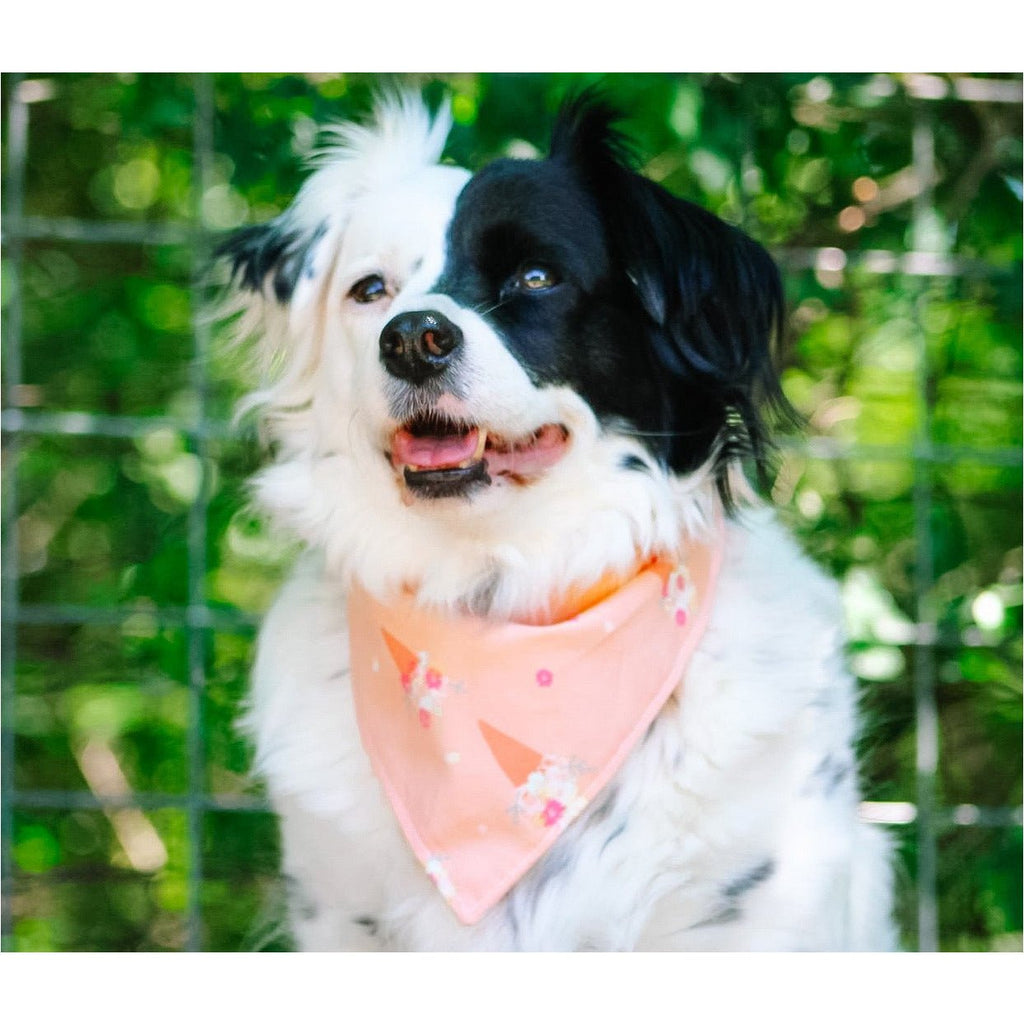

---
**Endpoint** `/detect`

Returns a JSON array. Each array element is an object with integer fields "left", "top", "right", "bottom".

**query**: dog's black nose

[{"left": 379, "top": 310, "right": 463, "bottom": 384}]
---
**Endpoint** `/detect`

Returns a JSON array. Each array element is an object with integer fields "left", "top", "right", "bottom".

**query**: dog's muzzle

[{"left": 380, "top": 309, "right": 463, "bottom": 385}]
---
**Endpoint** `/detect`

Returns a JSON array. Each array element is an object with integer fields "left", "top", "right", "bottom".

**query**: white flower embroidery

[
  {"left": 400, "top": 651, "right": 463, "bottom": 727},
  {"left": 510, "top": 755, "right": 588, "bottom": 831}
]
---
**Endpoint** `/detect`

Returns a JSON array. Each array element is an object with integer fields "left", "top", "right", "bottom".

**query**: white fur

[{"left": 232, "top": 94, "right": 897, "bottom": 951}]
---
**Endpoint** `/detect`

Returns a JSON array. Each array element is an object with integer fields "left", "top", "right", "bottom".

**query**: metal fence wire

[{"left": 2, "top": 72, "right": 1022, "bottom": 952}]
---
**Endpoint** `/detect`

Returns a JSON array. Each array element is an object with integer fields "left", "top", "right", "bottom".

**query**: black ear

[
  {"left": 549, "top": 89, "right": 638, "bottom": 175},
  {"left": 550, "top": 92, "right": 794, "bottom": 505},
  {"left": 215, "top": 219, "right": 326, "bottom": 304}
]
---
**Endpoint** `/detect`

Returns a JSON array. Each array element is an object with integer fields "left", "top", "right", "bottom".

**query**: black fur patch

[
  {"left": 690, "top": 858, "right": 776, "bottom": 931},
  {"left": 217, "top": 220, "right": 326, "bottom": 303},
  {"left": 619, "top": 453, "right": 651, "bottom": 474},
  {"left": 431, "top": 90, "right": 799, "bottom": 509},
  {"left": 586, "top": 785, "right": 620, "bottom": 826},
  {"left": 722, "top": 858, "right": 776, "bottom": 902},
  {"left": 600, "top": 822, "right": 627, "bottom": 853},
  {"left": 352, "top": 915, "right": 379, "bottom": 936},
  {"left": 691, "top": 906, "right": 743, "bottom": 929}
]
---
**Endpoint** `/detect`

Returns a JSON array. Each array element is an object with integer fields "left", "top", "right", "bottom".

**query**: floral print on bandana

[
  {"left": 382, "top": 627, "right": 464, "bottom": 730},
  {"left": 661, "top": 563, "right": 695, "bottom": 627},
  {"left": 348, "top": 523, "right": 724, "bottom": 925},
  {"left": 510, "top": 754, "right": 588, "bottom": 831},
  {"left": 401, "top": 651, "right": 463, "bottom": 728}
]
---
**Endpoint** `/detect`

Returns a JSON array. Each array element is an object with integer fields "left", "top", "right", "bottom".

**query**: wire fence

[{"left": 2, "top": 72, "right": 1021, "bottom": 952}]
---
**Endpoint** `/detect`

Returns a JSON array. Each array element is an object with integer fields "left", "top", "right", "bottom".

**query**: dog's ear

[
  {"left": 550, "top": 92, "right": 793, "bottom": 501},
  {"left": 215, "top": 219, "right": 327, "bottom": 305},
  {"left": 549, "top": 89, "right": 639, "bottom": 177},
  {"left": 214, "top": 214, "right": 334, "bottom": 432}
]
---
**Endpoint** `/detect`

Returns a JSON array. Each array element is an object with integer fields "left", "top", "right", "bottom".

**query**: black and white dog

[{"left": 221, "top": 91, "right": 896, "bottom": 951}]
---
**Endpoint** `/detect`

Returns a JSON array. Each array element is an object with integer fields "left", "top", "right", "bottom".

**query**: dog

[{"left": 220, "top": 90, "right": 897, "bottom": 951}]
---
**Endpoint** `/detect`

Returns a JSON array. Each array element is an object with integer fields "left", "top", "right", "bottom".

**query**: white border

[{"left": 2, "top": 2, "right": 1023, "bottom": 71}]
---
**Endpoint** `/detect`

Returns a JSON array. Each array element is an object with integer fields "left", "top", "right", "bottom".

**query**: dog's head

[
  {"left": 381, "top": 93, "right": 789, "bottom": 517},
  {"left": 224, "top": 91, "right": 789, "bottom": 617}
]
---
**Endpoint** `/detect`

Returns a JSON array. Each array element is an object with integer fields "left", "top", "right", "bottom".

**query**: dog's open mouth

[{"left": 389, "top": 415, "right": 569, "bottom": 499}]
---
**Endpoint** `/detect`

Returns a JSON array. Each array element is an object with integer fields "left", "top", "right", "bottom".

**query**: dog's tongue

[{"left": 392, "top": 426, "right": 481, "bottom": 470}]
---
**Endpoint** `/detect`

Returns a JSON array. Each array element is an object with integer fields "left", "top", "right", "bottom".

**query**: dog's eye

[
  {"left": 515, "top": 265, "right": 559, "bottom": 292},
  {"left": 349, "top": 274, "right": 389, "bottom": 304}
]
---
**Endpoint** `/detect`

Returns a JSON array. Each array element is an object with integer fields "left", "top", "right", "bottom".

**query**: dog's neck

[
  {"left": 331, "top": 480, "right": 725, "bottom": 624},
  {"left": 404, "top": 559, "right": 654, "bottom": 627},
  {"left": 261, "top": 442, "right": 732, "bottom": 622}
]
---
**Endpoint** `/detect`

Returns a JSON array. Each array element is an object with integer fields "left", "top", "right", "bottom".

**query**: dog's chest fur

[{"left": 245, "top": 510, "right": 896, "bottom": 951}]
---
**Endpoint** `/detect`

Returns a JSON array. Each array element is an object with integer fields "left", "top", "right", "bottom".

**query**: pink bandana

[{"left": 347, "top": 527, "right": 724, "bottom": 925}]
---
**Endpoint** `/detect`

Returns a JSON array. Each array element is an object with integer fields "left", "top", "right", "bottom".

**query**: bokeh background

[{"left": 1, "top": 72, "right": 1021, "bottom": 952}]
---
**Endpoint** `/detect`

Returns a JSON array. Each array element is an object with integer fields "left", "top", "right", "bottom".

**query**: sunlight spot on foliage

[
  {"left": 669, "top": 83, "right": 701, "bottom": 141},
  {"left": 839, "top": 206, "right": 866, "bottom": 232},
  {"left": 971, "top": 590, "right": 1005, "bottom": 631},
  {"left": 313, "top": 74, "right": 347, "bottom": 100},
  {"left": 850, "top": 645, "right": 906, "bottom": 682},
  {"left": 504, "top": 138, "right": 540, "bottom": 159},
  {"left": 910, "top": 206, "right": 952, "bottom": 254},
  {"left": 742, "top": 164, "right": 764, "bottom": 195},
  {"left": 689, "top": 148, "right": 732, "bottom": 195},
  {"left": 290, "top": 113, "right": 319, "bottom": 158},
  {"left": 796, "top": 488, "right": 824, "bottom": 520},
  {"left": 861, "top": 320, "right": 918, "bottom": 373},
  {"left": 843, "top": 567, "right": 916, "bottom": 644},
  {"left": 452, "top": 93, "right": 477, "bottom": 125},
  {"left": 805, "top": 76, "right": 833, "bottom": 103},
  {"left": 159, "top": 453, "right": 203, "bottom": 505},
  {"left": 113, "top": 158, "right": 161, "bottom": 210},
  {"left": 64, "top": 685, "right": 146, "bottom": 743},
  {"left": 814, "top": 247, "right": 846, "bottom": 288},
  {"left": 853, "top": 176, "right": 879, "bottom": 203},
  {"left": 17, "top": 78, "right": 55, "bottom": 104},
  {"left": 202, "top": 183, "right": 250, "bottom": 230},
  {"left": 138, "top": 428, "right": 184, "bottom": 461},
  {"left": 792, "top": 157, "right": 831, "bottom": 195}
]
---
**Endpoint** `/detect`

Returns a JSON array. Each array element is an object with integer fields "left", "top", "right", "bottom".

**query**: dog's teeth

[
  {"left": 450, "top": 431, "right": 488, "bottom": 469},
  {"left": 473, "top": 429, "right": 488, "bottom": 460}
]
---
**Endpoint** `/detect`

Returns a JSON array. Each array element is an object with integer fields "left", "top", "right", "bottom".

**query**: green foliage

[{"left": 3, "top": 72, "right": 1021, "bottom": 952}]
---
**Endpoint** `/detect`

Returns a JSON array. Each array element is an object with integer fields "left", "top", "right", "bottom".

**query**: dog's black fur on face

[{"left": 431, "top": 93, "right": 792, "bottom": 505}]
